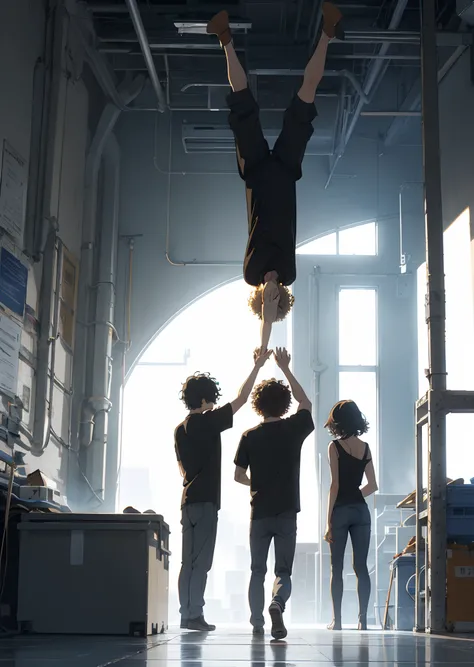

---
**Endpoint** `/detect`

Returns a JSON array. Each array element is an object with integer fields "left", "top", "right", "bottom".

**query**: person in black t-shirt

[
  {"left": 207, "top": 4, "right": 344, "bottom": 353},
  {"left": 234, "top": 348, "right": 315, "bottom": 639},
  {"left": 175, "top": 348, "right": 271, "bottom": 632}
]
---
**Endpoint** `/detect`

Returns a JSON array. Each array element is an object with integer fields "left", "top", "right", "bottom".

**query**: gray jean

[
  {"left": 330, "top": 503, "right": 371, "bottom": 622},
  {"left": 178, "top": 502, "right": 218, "bottom": 620},
  {"left": 249, "top": 511, "right": 297, "bottom": 628}
]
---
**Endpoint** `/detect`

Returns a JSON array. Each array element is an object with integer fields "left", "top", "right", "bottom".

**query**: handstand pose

[{"left": 207, "top": 3, "right": 343, "bottom": 352}]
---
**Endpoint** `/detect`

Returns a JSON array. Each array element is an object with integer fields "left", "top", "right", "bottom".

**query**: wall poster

[
  {"left": 0, "top": 141, "right": 27, "bottom": 247},
  {"left": 0, "top": 312, "right": 22, "bottom": 397}
]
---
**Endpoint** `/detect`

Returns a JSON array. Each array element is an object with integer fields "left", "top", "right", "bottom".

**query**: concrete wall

[
  {"left": 0, "top": 1, "right": 90, "bottom": 495},
  {"left": 439, "top": 50, "right": 474, "bottom": 234}
]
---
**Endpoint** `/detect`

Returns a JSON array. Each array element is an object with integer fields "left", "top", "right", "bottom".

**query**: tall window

[
  {"left": 338, "top": 288, "right": 378, "bottom": 468},
  {"left": 417, "top": 208, "right": 474, "bottom": 481},
  {"left": 297, "top": 222, "right": 377, "bottom": 256}
]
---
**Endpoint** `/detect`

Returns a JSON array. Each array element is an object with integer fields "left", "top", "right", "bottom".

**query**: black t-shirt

[
  {"left": 175, "top": 403, "right": 233, "bottom": 510},
  {"left": 234, "top": 409, "right": 315, "bottom": 519},
  {"left": 243, "top": 158, "right": 297, "bottom": 287}
]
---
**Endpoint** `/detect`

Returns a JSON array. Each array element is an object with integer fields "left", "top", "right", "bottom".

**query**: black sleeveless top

[{"left": 333, "top": 440, "right": 370, "bottom": 507}]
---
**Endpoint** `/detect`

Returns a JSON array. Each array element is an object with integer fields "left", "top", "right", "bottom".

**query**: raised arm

[
  {"left": 274, "top": 347, "right": 311, "bottom": 412},
  {"left": 230, "top": 348, "right": 272, "bottom": 414}
]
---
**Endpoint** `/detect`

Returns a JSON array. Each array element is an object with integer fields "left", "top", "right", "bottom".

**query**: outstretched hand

[
  {"left": 254, "top": 347, "right": 272, "bottom": 368},
  {"left": 274, "top": 346, "right": 291, "bottom": 370}
]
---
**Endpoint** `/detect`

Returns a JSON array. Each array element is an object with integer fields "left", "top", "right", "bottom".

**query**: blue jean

[
  {"left": 178, "top": 502, "right": 218, "bottom": 620},
  {"left": 330, "top": 503, "right": 371, "bottom": 622},
  {"left": 248, "top": 511, "right": 297, "bottom": 628}
]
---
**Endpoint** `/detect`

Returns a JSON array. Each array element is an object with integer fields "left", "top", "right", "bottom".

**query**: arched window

[
  {"left": 297, "top": 221, "right": 378, "bottom": 256},
  {"left": 119, "top": 279, "right": 315, "bottom": 624}
]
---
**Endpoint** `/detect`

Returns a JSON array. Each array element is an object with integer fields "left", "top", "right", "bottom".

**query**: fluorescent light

[{"left": 174, "top": 21, "right": 251, "bottom": 35}]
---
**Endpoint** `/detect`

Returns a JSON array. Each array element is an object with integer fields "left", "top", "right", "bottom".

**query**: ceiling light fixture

[{"left": 174, "top": 21, "right": 252, "bottom": 35}]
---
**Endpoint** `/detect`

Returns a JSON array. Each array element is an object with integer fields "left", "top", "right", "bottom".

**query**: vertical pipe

[
  {"left": 124, "top": 0, "right": 166, "bottom": 112},
  {"left": 415, "top": 420, "right": 424, "bottom": 631},
  {"left": 420, "top": 0, "right": 447, "bottom": 633}
]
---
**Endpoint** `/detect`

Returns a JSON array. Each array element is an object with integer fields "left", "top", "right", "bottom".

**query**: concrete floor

[{"left": 2, "top": 627, "right": 474, "bottom": 666}]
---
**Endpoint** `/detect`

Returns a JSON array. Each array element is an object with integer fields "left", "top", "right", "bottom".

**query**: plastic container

[
  {"left": 447, "top": 485, "right": 474, "bottom": 543},
  {"left": 392, "top": 554, "right": 424, "bottom": 631}
]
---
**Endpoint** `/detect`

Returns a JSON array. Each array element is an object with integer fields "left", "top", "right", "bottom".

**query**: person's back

[
  {"left": 175, "top": 352, "right": 271, "bottom": 633},
  {"left": 175, "top": 409, "right": 228, "bottom": 510},
  {"left": 324, "top": 401, "right": 378, "bottom": 631},
  {"left": 333, "top": 438, "right": 371, "bottom": 507},
  {"left": 240, "top": 413, "right": 311, "bottom": 520},
  {"left": 234, "top": 348, "right": 314, "bottom": 640}
]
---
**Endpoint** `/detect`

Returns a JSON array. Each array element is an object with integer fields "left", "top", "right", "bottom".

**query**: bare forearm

[
  {"left": 260, "top": 320, "right": 272, "bottom": 353},
  {"left": 238, "top": 364, "right": 260, "bottom": 403},
  {"left": 282, "top": 367, "right": 308, "bottom": 404},
  {"left": 361, "top": 483, "right": 377, "bottom": 498},
  {"left": 236, "top": 474, "right": 251, "bottom": 487},
  {"left": 326, "top": 486, "right": 338, "bottom": 528}
]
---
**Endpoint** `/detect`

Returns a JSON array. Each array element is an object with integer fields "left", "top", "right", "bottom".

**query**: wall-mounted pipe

[
  {"left": 32, "top": 233, "right": 62, "bottom": 454},
  {"left": 325, "top": 0, "right": 409, "bottom": 188},
  {"left": 125, "top": 0, "right": 166, "bottom": 112},
  {"left": 84, "top": 135, "right": 120, "bottom": 500},
  {"left": 72, "top": 76, "right": 144, "bottom": 453}
]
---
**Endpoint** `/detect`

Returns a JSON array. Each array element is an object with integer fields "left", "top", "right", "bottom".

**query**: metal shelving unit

[{"left": 414, "top": 390, "right": 474, "bottom": 632}]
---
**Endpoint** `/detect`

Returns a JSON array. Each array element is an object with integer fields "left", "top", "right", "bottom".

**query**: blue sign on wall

[{"left": 0, "top": 247, "right": 28, "bottom": 318}]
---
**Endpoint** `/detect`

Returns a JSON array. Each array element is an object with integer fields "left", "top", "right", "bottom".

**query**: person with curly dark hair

[
  {"left": 234, "top": 348, "right": 314, "bottom": 639},
  {"left": 207, "top": 4, "right": 344, "bottom": 353},
  {"left": 175, "top": 348, "right": 271, "bottom": 632},
  {"left": 324, "top": 400, "right": 378, "bottom": 631}
]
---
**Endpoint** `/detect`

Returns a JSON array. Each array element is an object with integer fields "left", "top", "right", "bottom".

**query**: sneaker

[
  {"left": 268, "top": 602, "right": 287, "bottom": 640},
  {"left": 187, "top": 616, "right": 216, "bottom": 632},
  {"left": 252, "top": 626, "right": 265, "bottom": 636}
]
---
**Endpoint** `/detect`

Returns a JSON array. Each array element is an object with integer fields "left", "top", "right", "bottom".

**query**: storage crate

[
  {"left": 17, "top": 513, "right": 170, "bottom": 636},
  {"left": 447, "top": 485, "right": 474, "bottom": 542},
  {"left": 446, "top": 545, "right": 474, "bottom": 632}
]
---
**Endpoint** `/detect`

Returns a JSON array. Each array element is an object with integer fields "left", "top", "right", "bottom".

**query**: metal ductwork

[
  {"left": 457, "top": 0, "right": 474, "bottom": 24},
  {"left": 181, "top": 124, "right": 335, "bottom": 156}
]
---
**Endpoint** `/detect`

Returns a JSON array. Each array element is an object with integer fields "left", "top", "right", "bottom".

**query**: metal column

[{"left": 419, "top": 0, "right": 447, "bottom": 633}]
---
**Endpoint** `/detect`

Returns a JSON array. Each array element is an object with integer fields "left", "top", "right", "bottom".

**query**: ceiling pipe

[
  {"left": 248, "top": 69, "right": 369, "bottom": 104},
  {"left": 124, "top": 0, "right": 166, "bottom": 112},
  {"left": 325, "top": 0, "right": 409, "bottom": 188},
  {"left": 384, "top": 43, "right": 467, "bottom": 146}
]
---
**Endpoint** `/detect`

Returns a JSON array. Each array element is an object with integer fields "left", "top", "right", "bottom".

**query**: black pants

[
  {"left": 249, "top": 511, "right": 297, "bottom": 628},
  {"left": 227, "top": 88, "right": 317, "bottom": 182},
  {"left": 330, "top": 503, "right": 371, "bottom": 622},
  {"left": 178, "top": 502, "right": 218, "bottom": 620}
]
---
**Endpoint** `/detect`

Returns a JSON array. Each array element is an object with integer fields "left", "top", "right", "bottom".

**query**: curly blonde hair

[{"left": 248, "top": 285, "right": 295, "bottom": 321}]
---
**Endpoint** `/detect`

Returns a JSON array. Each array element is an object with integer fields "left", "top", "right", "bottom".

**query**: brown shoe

[
  {"left": 322, "top": 2, "right": 344, "bottom": 40},
  {"left": 207, "top": 10, "right": 232, "bottom": 47}
]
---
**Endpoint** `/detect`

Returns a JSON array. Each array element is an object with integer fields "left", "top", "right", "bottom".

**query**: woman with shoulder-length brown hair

[{"left": 324, "top": 400, "right": 378, "bottom": 631}]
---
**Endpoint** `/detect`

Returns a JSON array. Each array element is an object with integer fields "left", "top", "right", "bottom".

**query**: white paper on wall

[
  {"left": 0, "top": 311, "right": 22, "bottom": 397},
  {"left": 0, "top": 141, "right": 27, "bottom": 247}
]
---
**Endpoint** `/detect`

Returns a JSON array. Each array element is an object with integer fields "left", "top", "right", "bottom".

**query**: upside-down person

[{"left": 207, "top": 3, "right": 344, "bottom": 352}]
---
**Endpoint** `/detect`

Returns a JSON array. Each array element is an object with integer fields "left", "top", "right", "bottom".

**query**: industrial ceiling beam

[
  {"left": 384, "top": 44, "right": 468, "bottom": 146},
  {"left": 124, "top": 0, "right": 166, "bottom": 112},
  {"left": 325, "top": 0, "right": 409, "bottom": 188}
]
